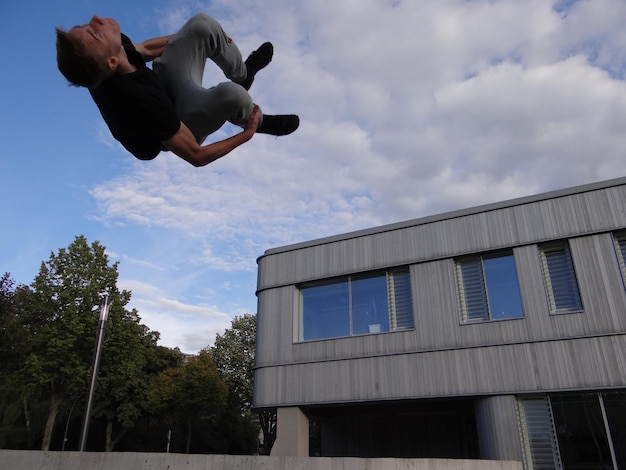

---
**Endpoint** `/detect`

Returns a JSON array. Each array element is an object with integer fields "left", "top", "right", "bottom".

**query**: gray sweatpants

[{"left": 153, "top": 14, "right": 260, "bottom": 144}]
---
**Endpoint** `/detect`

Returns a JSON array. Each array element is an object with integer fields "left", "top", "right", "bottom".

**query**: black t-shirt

[{"left": 89, "top": 34, "right": 180, "bottom": 160}]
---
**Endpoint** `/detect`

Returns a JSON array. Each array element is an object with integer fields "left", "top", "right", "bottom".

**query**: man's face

[{"left": 70, "top": 16, "right": 122, "bottom": 67}]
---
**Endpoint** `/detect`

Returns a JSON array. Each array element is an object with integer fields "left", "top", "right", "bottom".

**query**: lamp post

[
  {"left": 78, "top": 293, "right": 111, "bottom": 451},
  {"left": 62, "top": 399, "right": 78, "bottom": 451}
]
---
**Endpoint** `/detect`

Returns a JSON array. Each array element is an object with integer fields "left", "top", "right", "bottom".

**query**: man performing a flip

[{"left": 56, "top": 14, "right": 299, "bottom": 167}]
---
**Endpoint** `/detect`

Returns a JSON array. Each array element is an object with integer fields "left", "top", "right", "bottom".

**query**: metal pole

[
  {"left": 79, "top": 294, "right": 111, "bottom": 451},
  {"left": 62, "top": 399, "right": 78, "bottom": 451},
  {"left": 598, "top": 393, "right": 618, "bottom": 470}
]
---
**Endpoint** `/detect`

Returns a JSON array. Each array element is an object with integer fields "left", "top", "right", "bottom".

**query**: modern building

[{"left": 254, "top": 177, "right": 626, "bottom": 469}]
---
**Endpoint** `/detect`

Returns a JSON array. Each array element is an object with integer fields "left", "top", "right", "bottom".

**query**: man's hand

[
  {"left": 245, "top": 105, "right": 262, "bottom": 133},
  {"left": 134, "top": 35, "right": 174, "bottom": 62},
  {"left": 162, "top": 106, "right": 261, "bottom": 167}
]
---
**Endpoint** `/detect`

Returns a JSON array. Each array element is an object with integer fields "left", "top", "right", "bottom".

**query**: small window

[
  {"left": 300, "top": 269, "right": 414, "bottom": 341},
  {"left": 539, "top": 242, "right": 582, "bottom": 314},
  {"left": 456, "top": 251, "right": 524, "bottom": 322}
]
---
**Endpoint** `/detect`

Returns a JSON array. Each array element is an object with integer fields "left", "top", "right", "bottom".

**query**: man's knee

[
  {"left": 184, "top": 13, "right": 222, "bottom": 37},
  {"left": 216, "top": 82, "right": 251, "bottom": 105},
  {"left": 215, "top": 82, "right": 254, "bottom": 121}
]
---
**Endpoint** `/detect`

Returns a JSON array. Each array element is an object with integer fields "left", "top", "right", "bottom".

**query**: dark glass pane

[
  {"left": 551, "top": 394, "right": 612, "bottom": 469},
  {"left": 483, "top": 254, "right": 524, "bottom": 319},
  {"left": 603, "top": 391, "right": 626, "bottom": 469},
  {"left": 302, "top": 281, "right": 350, "bottom": 340},
  {"left": 351, "top": 274, "right": 389, "bottom": 335}
]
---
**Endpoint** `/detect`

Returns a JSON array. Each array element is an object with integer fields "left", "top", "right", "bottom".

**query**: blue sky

[{"left": 2, "top": 0, "right": 626, "bottom": 353}]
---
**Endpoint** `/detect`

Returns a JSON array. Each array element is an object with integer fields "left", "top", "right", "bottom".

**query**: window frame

[
  {"left": 298, "top": 267, "right": 414, "bottom": 342},
  {"left": 455, "top": 250, "right": 525, "bottom": 323},
  {"left": 539, "top": 241, "right": 583, "bottom": 315}
]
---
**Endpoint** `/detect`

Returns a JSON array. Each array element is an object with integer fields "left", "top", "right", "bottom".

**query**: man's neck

[{"left": 112, "top": 47, "right": 137, "bottom": 76}]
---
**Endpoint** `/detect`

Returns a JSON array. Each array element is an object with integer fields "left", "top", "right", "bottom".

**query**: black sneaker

[
  {"left": 239, "top": 42, "right": 274, "bottom": 90},
  {"left": 257, "top": 114, "right": 300, "bottom": 136}
]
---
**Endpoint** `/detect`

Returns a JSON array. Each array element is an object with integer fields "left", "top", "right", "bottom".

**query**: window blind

[
  {"left": 388, "top": 270, "right": 413, "bottom": 329},
  {"left": 613, "top": 234, "right": 626, "bottom": 284},
  {"left": 457, "top": 258, "right": 489, "bottom": 321},
  {"left": 540, "top": 243, "right": 582, "bottom": 313},
  {"left": 519, "top": 398, "right": 562, "bottom": 470}
]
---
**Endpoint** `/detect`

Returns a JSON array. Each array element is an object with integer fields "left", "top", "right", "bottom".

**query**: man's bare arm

[
  {"left": 162, "top": 106, "right": 261, "bottom": 167},
  {"left": 134, "top": 35, "right": 175, "bottom": 62}
]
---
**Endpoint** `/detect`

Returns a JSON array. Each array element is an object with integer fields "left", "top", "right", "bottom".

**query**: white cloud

[
  {"left": 117, "top": 278, "right": 235, "bottom": 352},
  {"left": 118, "top": 279, "right": 162, "bottom": 297},
  {"left": 133, "top": 305, "right": 232, "bottom": 353}
]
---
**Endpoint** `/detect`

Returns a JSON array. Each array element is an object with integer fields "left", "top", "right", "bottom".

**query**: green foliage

[
  {"left": 151, "top": 352, "right": 227, "bottom": 418},
  {"left": 149, "top": 351, "right": 228, "bottom": 453},
  {"left": 0, "top": 274, "right": 29, "bottom": 383},
  {"left": 0, "top": 274, "right": 39, "bottom": 448},
  {"left": 0, "top": 236, "right": 262, "bottom": 454},
  {"left": 0, "top": 236, "right": 169, "bottom": 451},
  {"left": 210, "top": 313, "right": 256, "bottom": 413},
  {"left": 209, "top": 313, "right": 277, "bottom": 455},
  {"left": 92, "top": 302, "right": 176, "bottom": 450},
  {"left": 21, "top": 236, "right": 126, "bottom": 450},
  {"left": 24, "top": 236, "right": 117, "bottom": 397},
  {"left": 209, "top": 314, "right": 264, "bottom": 454}
]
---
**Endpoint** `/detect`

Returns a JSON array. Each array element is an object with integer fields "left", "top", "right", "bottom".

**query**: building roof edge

[{"left": 259, "top": 176, "right": 626, "bottom": 259}]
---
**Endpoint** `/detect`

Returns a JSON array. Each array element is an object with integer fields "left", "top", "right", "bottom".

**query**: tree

[
  {"left": 210, "top": 314, "right": 276, "bottom": 454},
  {"left": 210, "top": 314, "right": 256, "bottom": 413},
  {"left": 15, "top": 235, "right": 151, "bottom": 451},
  {"left": 0, "top": 274, "right": 23, "bottom": 372},
  {"left": 0, "top": 274, "right": 27, "bottom": 389},
  {"left": 0, "top": 274, "right": 35, "bottom": 448},
  {"left": 0, "top": 240, "right": 190, "bottom": 452},
  {"left": 92, "top": 302, "right": 166, "bottom": 451},
  {"left": 149, "top": 351, "right": 227, "bottom": 453}
]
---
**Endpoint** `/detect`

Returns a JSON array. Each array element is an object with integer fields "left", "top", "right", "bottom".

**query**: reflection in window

[
  {"left": 551, "top": 394, "right": 613, "bottom": 469},
  {"left": 456, "top": 251, "right": 524, "bottom": 322},
  {"left": 519, "top": 393, "right": 624, "bottom": 470},
  {"left": 540, "top": 242, "right": 583, "bottom": 314},
  {"left": 602, "top": 391, "right": 626, "bottom": 469},
  {"left": 300, "top": 269, "right": 413, "bottom": 341}
]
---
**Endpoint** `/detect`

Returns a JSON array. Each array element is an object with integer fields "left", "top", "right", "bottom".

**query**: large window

[
  {"left": 539, "top": 242, "right": 583, "bottom": 314},
  {"left": 455, "top": 251, "right": 524, "bottom": 322},
  {"left": 519, "top": 392, "right": 626, "bottom": 470},
  {"left": 300, "top": 269, "right": 413, "bottom": 341}
]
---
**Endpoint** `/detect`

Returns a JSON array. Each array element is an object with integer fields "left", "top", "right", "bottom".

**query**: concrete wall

[
  {"left": 0, "top": 450, "right": 523, "bottom": 470},
  {"left": 271, "top": 407, "right": 309, "bottom": 457}
]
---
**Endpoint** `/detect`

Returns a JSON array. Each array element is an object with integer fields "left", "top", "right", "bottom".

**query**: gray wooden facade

[{"left": 254, "top": 178, "right": 626, "bottom": 464}]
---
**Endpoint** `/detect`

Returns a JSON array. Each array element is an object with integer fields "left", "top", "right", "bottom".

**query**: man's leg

[
  {"left": 180, "top": 81, "right": 257, "bottom": 141},
  {"left": 153, "top": 14, "right": 259, "bottom": 142},
  {"left": 154, "top": 13, "right": 247, "bottom": 91},
  {"left": 154, "top": 13, "right": 299, "bottom": 141}
]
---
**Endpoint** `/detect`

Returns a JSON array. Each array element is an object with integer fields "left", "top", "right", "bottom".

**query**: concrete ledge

[{"left": 0, "top": 450, "right": 523, "bottom": 470}]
